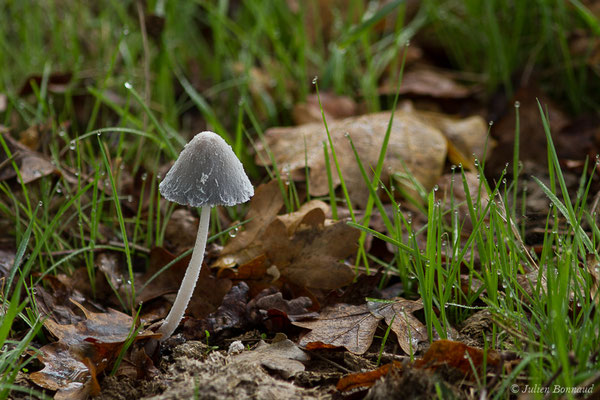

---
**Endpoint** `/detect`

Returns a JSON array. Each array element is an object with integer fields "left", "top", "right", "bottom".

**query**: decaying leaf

[
  {"left": 295, "top": 297, "right": 443, "bottom": 355},
  {"left": 256, "top": 111, "right": 448, "bottom": 207},
  {"left": 413, "top": 110, "right": 490, "bottom": 170},
  {"left": 380, "top": 68, "right": 473, "bottom": 99},
  {"left": 263, "top": 208, "right": 358, "bottom": 290},
  {"left": 217, "top": 180, "right": 285, "bottom": 264},
  {"left": 0, "top": 132, "right": 56, "bottom": 184},
  {"left": 183, "top": 282, "right": 250, "bottom": 339},
  {"left": 292, "top": 92, "right": 357, "bottom": 125},
  {"left": 336, "top": 361, "right": 403, "bottom": 392},
  {"left": 214, "top": 189, "right": 357, "bottom": 292},
  {"left": 163, "top": 209, "right": 199, "bottom": 255},
  {"left": 250, "top": 288, "right": 317, "bottom": 322},
  {"left": 368, "top": 298, "right": 429, "bottom": 354},
  {"left": 337, "top": 340, "right": 502, "bottom": 393},
  {"left": 29, "top": 301, "right": 158, "bottom": 400},
  {"left": 294, "top": 303, "right": 379, "bottom": 354},
  {"left": 137, "top": 247, "right": 232, "bottom": 320},
  {"left": 232, "top": 337, "right": 310, "bottom": 379},
  {"left": 414, "top": 339, "right": 501, "bottom": 377}
]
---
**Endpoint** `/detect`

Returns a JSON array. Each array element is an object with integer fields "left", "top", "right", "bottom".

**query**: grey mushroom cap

[{"left": 159, "top": 131, "right": 254, "bottom": 207}]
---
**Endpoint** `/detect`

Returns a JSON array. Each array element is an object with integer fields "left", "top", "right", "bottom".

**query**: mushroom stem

[{"left": 158, "top": 206, "right": 211, "bottom": 340}]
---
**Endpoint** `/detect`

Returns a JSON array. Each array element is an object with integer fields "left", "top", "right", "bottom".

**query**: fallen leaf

[
  {"left": 137, "top": 247, "right": 232, "bottom": 320},
  {"left": 336, "top": 361, "right": 402, "bottom": 391},
  {"left": 263, "top": 208, "right": 358, "bottom": 290},
  {"left": 324, "top": 269, "right": 384, "bottom": 306},
  {"left": 367, "top": 298, "right": 429, "bottom": 355},
  {"left": 292, "top": 92, "right": 357, "bottom": 125},
  {"left": 380, "top": 68, "right": 473, "bottom": 99},
  {"left": 232, "top": 338, "right": 309, "bottom": 379},
  {"left": 256, "top": 111, "right": 448, "bottom": 207},
  {"left": 184, "top": 282, "right": 250, "bottom": 340},
  {"left": 295, "top": 297, "right": 448, "bottom": 355},
  {"left": 214, "top": 180, "right": 284, "bottom": 268},
  {"left": 29, "top": 301, "right": 158, "bottom": 400},
  {"left": 294, "top": 303, "right": 380, "bottom": 354},
  {"left": 0, "top": 132, "right": 56, "bottom": 184},
  {"left": 414, "top": 339, "right": 501, "bottom": 378},
  {"left": 215, "top": 195, "right": 356, "bottom": 292},
  {"left": 163, "top": 208, "right": 198, "bottom": 255},
  {"left": 414, "top": 111, "right": 490, "bottom": 170},
  {"left": 247, "top": 288, "right": 318, "bottom": 332}
]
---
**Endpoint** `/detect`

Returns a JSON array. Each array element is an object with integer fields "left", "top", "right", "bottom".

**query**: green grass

[{"left": 0, "top": 1, "right": 599, "bottom": 398}]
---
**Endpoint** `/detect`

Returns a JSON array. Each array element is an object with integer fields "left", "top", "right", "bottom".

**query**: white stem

[{"left": 158, "top": 206, "right": 211, "bottom": 341}]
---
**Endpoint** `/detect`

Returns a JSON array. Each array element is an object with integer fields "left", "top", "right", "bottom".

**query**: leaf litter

[{"left": 4, "top": 8, "right": 598, "bottom": 399}]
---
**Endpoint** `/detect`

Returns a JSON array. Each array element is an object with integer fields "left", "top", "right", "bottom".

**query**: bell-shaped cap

[{"left": 159, "top": 131, "right": 254, "bottom": 207}]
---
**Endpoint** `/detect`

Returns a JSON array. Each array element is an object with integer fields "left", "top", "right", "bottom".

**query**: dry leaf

[
  {"left": 164, "top": 209, "right": 198, "bottom": 255},
  {"left": 232, "top": 338, "right": 309, "bottom": 379},
  {"left": 292, "top": 92, "right": 357, "bottom": 125},
  {"left": 137, "top": 247, "right": 232, "bottom": 320},
  {"left": 184, "top": 282, "right": 250, "bottom": 339},
  {"left": 215, "top": 191, "right": 356, "bottom": 292},
  {"left": 381, "top": 68, "right": 473, "bottom": 99},
  {"left": 336, "top": 362, "right": 402, "bottom": 392},
  {"left": 367, "top": 298, "right": 429, "bottom": 355},
  {"left": 263, "top": 208, "right": 358, "bottom": 290},
  {"left": 414, "top": 339, "right": 501, "bottom": 378},
  {"left": 29, "top": 301, "right": 158, "bottom": 399},
  {"left": 256, "top": 111, "right": 447, "bottom": 207},
  {"left": 294, "top": 303, "right": 380, "bottom": 354},
  {"left": 413, "top": 110, "right": 490, "bottom": 170},
  {"left": 0, "top": 132, "right": 56, "bottom": 184},
  {"left": 217, "top": 180, "right": 284, "bottom": 264}
]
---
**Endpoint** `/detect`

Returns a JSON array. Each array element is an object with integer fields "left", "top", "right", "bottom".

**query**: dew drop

[
  {"left": 141, "top": 172, "right": 148, "bottom": 181},
  {"left": 58, "top": 130, "right": 66, "bottom": 138},
  {"left": 312, "top": 76, "right": 318, "bottom": 85},
  {"left": 127, "top": 195, "right": 133, "bottom": 203},
  {"left": 69, "top": 141, "right": 76, "bottom": 150},
  {"left": 514, "top": 101, "right": 520, "bottom": 108},
  {"left": 488, "top": 121, "right": 494, "bottom": 127},
  {"left": 229, "top": 226, "right": 240, "bottom": 238},
  {"left": 124, "top": 82, "right": 133, "bottom": 89},
  {"left": 38, "top": 201, "right": 43, "bottom": 207}
]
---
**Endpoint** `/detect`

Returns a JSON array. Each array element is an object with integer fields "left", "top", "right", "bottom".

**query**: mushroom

[{"left": 157, "top": 131, "right": 254, "bottom": 340}]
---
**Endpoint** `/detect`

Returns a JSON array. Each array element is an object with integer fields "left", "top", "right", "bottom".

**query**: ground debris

[{"left": 141, "top": 341, "right": 327, "bottom": 400}]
